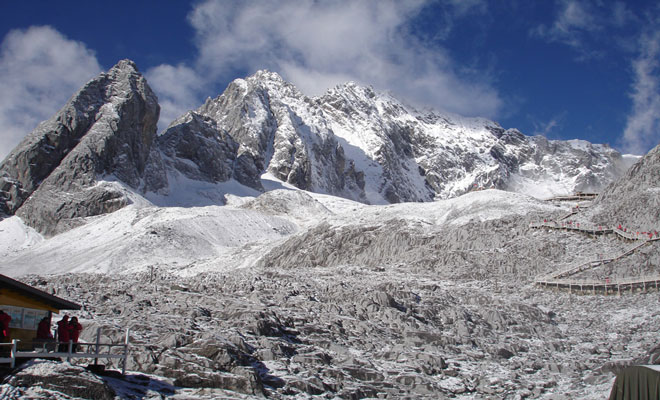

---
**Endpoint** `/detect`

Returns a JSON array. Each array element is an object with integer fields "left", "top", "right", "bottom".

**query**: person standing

[
  {"left": 0, "top": 310, "right": 10, "bottom": 357},
  {"left": 36, "top": 317, "right": 53, "bottom": 340},
  {"left": 68, "top": 317, "right": 83, "bottom": 353},
  {"left": 57, "top": 315, "right": 70, "bottom": 352},
  {"left": 0, "top": 310, "right": 11, "bottom": 342}
]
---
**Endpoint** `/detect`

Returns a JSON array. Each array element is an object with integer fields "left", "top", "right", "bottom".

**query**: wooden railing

[
  {"left": 536, "top": 275, "right": 660, "bottom": 295},
  {"left": 0, "top": 327, "right": 130, "bottom": 374},
  {"left": 530, "top": 216, "right": 660, "bottom": 294},
  {"left": 545, "top": 193, "right": 598, "bottom": 202},
  {"left": 530, "top": 221, "right": 657, "bottom": 241}
]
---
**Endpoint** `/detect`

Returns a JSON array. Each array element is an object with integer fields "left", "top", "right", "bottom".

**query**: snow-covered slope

[
  {"left": 0, "top": 187, "right": 556, "bottom": 278},
  {"left": 0, "top": 197, "right": 297, "bottom": 277},
  {"left": 1, "top": 185, "right": 657, "bottom": 399}
]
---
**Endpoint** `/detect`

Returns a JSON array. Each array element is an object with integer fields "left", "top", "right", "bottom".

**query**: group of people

[{"left": 36, "top": 315, "right": 83, "bottom": 352}]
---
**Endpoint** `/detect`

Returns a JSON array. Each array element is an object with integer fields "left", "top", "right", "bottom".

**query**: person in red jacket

[
  {"left": 0, "top": 310, "right": 10, "bottom": 356},
  {"left": 36, "top": 317, "right": 53, "bottom": 339},
  {"left": 57, "top": 315, "right": 70, "bottom": 352},
  {"left": 68, "top": 317, "right": 83, "bottom": 353},
  {"left": 0, "top": 310, "right": 11, "bottom": 341}
]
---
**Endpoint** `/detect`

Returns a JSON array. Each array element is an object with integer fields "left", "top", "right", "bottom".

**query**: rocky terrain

[
  {"left": 5, "top": 244, "right": 660, "bottom": 399},
  {"left": 588, "top": 142, "right": 660, "bottom": 230},
  {"left": 0, "top": 60, "right": 657, "bottom": 399},
  {"left": 0, "top": 185, "right": 658, "bottom": 399}
]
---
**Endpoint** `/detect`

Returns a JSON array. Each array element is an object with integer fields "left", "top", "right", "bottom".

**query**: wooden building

[{"left": 0, "top": 274, "right": 80, "bottom": 349}]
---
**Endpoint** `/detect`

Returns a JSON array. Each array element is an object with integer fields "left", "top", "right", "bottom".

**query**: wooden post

[
  {"left": 10, "top": 340, "right": 17, "bottom": 368},
  {"left": 94, "top": 327, "right": 101, "bottom": 366},
  {"left": 121, "top": 328, "right": 130, "bottom": 375}
]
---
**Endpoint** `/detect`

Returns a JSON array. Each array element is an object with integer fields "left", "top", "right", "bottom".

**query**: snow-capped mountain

[
  {"left": 0, "top": 60, "right": 631, "bottom": 235},
  {"left": 158, "top": 69, "right": 630, "bottom": 205}
]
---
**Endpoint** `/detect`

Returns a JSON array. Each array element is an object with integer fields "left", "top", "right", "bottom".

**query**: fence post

[
  {"left": 10, "top": 339, "right": 17, "bottom": 368},
  {"left": 121, "top": 328, "right": 130, "bottom": 375},
  {"left": 95, "top": 327, "right": 101, "bottom": 366}
]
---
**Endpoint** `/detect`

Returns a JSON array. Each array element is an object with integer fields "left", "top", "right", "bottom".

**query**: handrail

[
  {"left": 537, "top": 275, "right": 660, "bottom": 287},
  {"left": 531, "top": 217, "right": 659, "bottom": 294},
  {"left": 0, "top": 327, "right": 130, "bottom": 374}
]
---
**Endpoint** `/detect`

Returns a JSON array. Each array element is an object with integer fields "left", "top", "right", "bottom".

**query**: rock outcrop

[
  {"left": 0, "top": 60, "right": 160, "bottom": 235},
  {"left": 590, "top": 142, "right": 660, "bottom": 229}
]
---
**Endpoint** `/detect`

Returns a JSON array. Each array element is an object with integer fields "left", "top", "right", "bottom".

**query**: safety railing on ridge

[
  {"left": 536, "top": 275, "right": 660, "bottom": 295},
  {"left": 530, "top": 221, "right": 657, "bottom": 241},
  {"left": 541, "top": 240, "right": 652, "bottom": 281},
  {"left": 530, "top": 216, "right": 660, "bottom": 294}
]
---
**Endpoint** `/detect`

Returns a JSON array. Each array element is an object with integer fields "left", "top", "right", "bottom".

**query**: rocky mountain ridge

[
  {"left": 0, "top": 60, "right": 160, "bottom": 235},
  {"left": 171, "top": 69, "right": 631, "bottom": 204},
  {"left": 0, "top": 60, "right": 633, "bottom": 235}
]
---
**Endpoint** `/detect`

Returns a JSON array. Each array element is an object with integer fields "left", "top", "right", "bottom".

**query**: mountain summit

[
  {"left": 0, "top": 61, "right": 632, "bottom": 235},
  {"left": 0, "top": 59, "right": 159, "bottom": 235},
  {"left": 153, "top": 68, "right": 630, "bottom": 204}
]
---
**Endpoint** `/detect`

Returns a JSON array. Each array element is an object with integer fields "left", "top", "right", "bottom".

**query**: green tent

[{"left": 609, "top": 365, "right": 660, "bottom": 400}]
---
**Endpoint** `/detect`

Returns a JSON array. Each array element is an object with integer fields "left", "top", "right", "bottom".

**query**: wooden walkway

[
  {"left": 530, "top": 215, "right": 660, "bottom": 295},
  {"left": 0, "top": 327, "right": 130, "bottom": 374},
  {"left": 545, "top": 192, "right": 598, "bottom": 202},
  {"left": 536, "top": 275, "right": 660, "bottom": 295},
  {"left": 529, "top": 221, "right": 657, "bottom": 241}
]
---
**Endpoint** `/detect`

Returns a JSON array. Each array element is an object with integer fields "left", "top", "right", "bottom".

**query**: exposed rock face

[
  {"left": 160, "top": 70, "right": 628, "bottom": 205},
  {"left": 0, "top": 60, "right": 160, "bottom": 235},
  {"left": 2, "top": 360, "right": 116, "bottom": 399},
  {"left": 0, "top": 61, "right": 631, "bottom": 235},
  {"left": 156, "top": 111, "right": 262, "bottom": 191},
  {"left": 192, "top": 71, "right": 368, "bottom": 202},
  {"left": 590, "top": 142, "right": 660, "bottom": 229}
]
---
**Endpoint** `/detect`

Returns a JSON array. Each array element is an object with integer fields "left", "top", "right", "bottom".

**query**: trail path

[{"left": 530, "top": 206, "right": 659, "bottom": 294}]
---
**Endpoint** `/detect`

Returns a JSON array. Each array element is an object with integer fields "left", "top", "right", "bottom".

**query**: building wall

[{"left": 0, "top": 288, "right": 59, "bottom": 350}]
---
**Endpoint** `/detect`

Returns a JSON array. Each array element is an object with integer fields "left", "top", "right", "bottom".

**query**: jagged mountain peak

[
  {"left": 0, "top": 58, "right": 159, "bottom": 235},
  {"left": 0, "top": 60, "right": 633, "bottom": 234},
  {"left": 248, "top": 69, "right": 286, "bottom": 83},
  {"left": 326, "top": 80, "right": 377, "bottom": 98},
  {"left": 109, "top": 58, "right": 140, "bottom": 74}
]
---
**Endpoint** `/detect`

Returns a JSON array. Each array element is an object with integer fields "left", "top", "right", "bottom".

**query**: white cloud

[
  {"left": 531, "top": 0, "right": 641, "bottom": 59},
  {"left": 532, "top": 0, "right": 600, "bottom": 52},
  {"left": 147, "top": 0, "right": 502, "bottom": 127},
  {"left": 145, "top": 64, "right": 204, "bottom": 132},
  {"left": 532, "top": 114, "right": 565, "bottom": 138},
  {"left": 622, "top": 30, "right": 660, "bottom": 154},
  {"left": 0, "top": 26, "right": 102, "bottom": 160}
]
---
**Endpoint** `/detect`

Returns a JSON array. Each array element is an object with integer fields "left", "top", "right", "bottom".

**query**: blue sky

[{"left": 1, "top": 0, "right": 659, "bottom": 160}]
